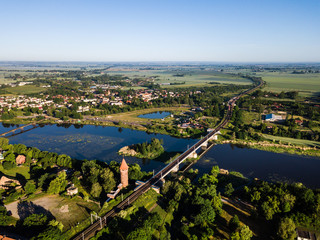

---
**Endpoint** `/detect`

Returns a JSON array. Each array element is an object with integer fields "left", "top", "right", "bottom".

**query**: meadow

[
  {"left": 4, "top": 85, "right": 45, "bottom": 95},
  {"left": 256, "top": 72, "right": 320, "bottom": 96},
  {"left": 108, "top": 69, "right": 251, "bottom": 88}
]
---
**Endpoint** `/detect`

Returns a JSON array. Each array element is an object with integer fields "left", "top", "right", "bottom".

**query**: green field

[
  {"left": 108, "top": 69, "right": 252, "bottom": 88},
  {"left": 263, "top": 134, "right": 320, "bottom": 148},
  {"left": 256, "top": 72, "right": 320, "bottom": 96},
  {"left": 0, "top": 164, "right": 30, "bottom": 179},
  {"left": 4, "top": 85, "right": 45, "bottom": 95}
]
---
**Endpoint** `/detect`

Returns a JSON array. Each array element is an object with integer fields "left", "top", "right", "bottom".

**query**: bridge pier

[
  {"left": 171, "top": 164, "right": 179, "bottom": 172},
  {"left": 187, "top": 151, "right": 198, "bottom": 159},
  {"left": 201, "top": 141, "right": 208, "bottom": 150}
]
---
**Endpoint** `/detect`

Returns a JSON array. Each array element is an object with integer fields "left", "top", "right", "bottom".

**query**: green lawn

[
  {"left": 0, "top": 164, "right": 30, "bottom": 179},
  {"left": 262, "top": 134, "right": 320, "bottom": 148}
]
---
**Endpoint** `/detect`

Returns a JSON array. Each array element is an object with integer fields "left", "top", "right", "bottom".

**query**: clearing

[{"left": 5, "top": 194, "right": 100, "bottom": 229}]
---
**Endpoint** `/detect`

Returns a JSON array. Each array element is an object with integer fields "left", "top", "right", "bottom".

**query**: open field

[
  {"left": 4, "top": 85, "right": 45, "bottom": 95},
  {"left": 5, "top": 194, "right": 100, "bottom": 230},
  {"left": 262, "top": 134, "right": 320, "bottom": 148},
  {"left": 256, "top": 72, "right": 320, "bottom": 96},
  {"left": 0, "top": 165, "right": 30, "bottom": 179},
  {"left": 107, "top": 106, "right": 189, "bottom": 123},
  {"left": 108, "top": 69, "right": 252, "bottom": 88}
]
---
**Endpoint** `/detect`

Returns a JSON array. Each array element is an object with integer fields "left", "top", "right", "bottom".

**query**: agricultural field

[
  {"left": 107, "top": 68, "right": 252, "bottom": 88},
  {"left": 4, "top": 85, "right": 45, "bottom": 95},
  {"left": 256, "top": 72, "right": 320, "bottom": 96}
]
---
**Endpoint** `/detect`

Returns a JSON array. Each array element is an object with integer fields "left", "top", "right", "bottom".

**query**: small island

[{"left": 119, "top": 138, "right": 164, "bottom": 159}]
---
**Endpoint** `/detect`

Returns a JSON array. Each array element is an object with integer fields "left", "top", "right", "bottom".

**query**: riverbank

[{"left": 218, "top": 139, "right": 320, "bottom": 157}]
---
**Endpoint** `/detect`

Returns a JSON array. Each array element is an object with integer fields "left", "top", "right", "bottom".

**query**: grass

[
  {"left": 217, "top": 197, "right": 273, "bottom": 240},
  {"left": 108, "top": 69, "right": 252, "bottom": 88},
  {"left": 256, "top": 72, "right": 320, "bottom": 96},
  {"left": 242, "top": 111, "right": 260, "bottom": 125},
  {"left": 107, "top": 106, "right": 189, "bottom": 123},
  {"left": 132, "top": 188, "right": 159, "bottom": 211},
  {"left": 4, "top": 85, "right": 45, "bottom": 95},
  {"left": 27, "top": 194, "right": 99, "bottom": 230},
  {"left": 0, "top": 164, "right": 30, "bottom": 179},
  {"left": 262, "top": 134, "right": 320, "bottom": 148}
]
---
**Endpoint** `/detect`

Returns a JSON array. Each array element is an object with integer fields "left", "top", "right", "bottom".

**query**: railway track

[{"left": 73, "top": 79, "right": 264, "bottom": 240}]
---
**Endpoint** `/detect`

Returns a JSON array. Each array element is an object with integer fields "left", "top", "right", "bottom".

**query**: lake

[
  {"left": 138, "top": 111, "right": 171, "bottom": 119},
  {"left": 1, "top": 123, "right": 320, "bottom": 188}
]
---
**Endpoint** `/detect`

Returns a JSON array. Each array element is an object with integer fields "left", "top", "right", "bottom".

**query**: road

[{"left": 72, "top": 79, "right": 264, "bottom": 240}]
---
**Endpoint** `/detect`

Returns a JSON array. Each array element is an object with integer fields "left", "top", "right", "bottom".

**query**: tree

[
  {"left": 0, "top": 205, "right": 9, "bottom": 226},
  {"left": 127, "top": 228, "right": 149, "bottom": 240},
  {"left": 231, "top": 225, "right": 253, "bottom": 240},
  {"left": 225, "top": 183, "right": 234, "bottom": 197},
  {"left": 5, "top": 153, "right": 16, "bottom": 163},
  {"left": 23, "top": 213, "right": 48, "bottom": 228},
  {"left": 0, "top": 137, "right": 9, "bottom": 149},
  {"left": 25, "top": 180, "right": 36, "bottom": 195},
  {"left": 90, "top": 182, "right": 102, "bottom": 198},
  {"left": 277, "top": 218, "right": 296, "bottom": 240},
  {"left": 100, "top": 168, "right": 116, "bottom": 192},
  {"left": 128, "top": 163, "right": 143, "bottom": 181},
  {"left": 229, "top": 215, "right": 240, "bottom": 232},
  {"left": 47, "top": 172, "right": 68, "bottom": 194},
  {"left": 35, "top": 226, "right": 65, "bottom": 240},
  {"left": 49, "top": 219, "right": 64, "bottom": 232}
]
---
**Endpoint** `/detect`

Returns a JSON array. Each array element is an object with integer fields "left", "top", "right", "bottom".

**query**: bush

[{"left": 3, "top": 161, "right": 15, "bottom": 170}]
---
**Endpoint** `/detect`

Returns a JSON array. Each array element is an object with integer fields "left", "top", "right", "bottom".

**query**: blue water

[
  {"left": 1, "top": 123, "right": 320, "bottom": 188},
  {"left": 138, "top": 111, "right": 171, "bottom": 119}
]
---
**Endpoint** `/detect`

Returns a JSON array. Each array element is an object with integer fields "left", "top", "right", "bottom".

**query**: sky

[{"left": 0, "top": 0, "right": 319, "bottom": 62}]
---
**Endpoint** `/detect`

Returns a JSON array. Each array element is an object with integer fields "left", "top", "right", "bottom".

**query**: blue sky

[{"left": 0, "top": 0, "right": 319, "bottom": 62}]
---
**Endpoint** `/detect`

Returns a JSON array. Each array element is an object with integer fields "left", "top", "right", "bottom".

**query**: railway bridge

[{"left": 73, "top": 79, "right": 264, "bottom": 240}]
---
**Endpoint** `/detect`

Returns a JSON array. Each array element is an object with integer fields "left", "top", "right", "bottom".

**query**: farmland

[
  {"left": 255, "top": 72, "right": 320, "bottom": 96},
  {"left": 108, "top": 69, "right": 251, "bottom": 88}
]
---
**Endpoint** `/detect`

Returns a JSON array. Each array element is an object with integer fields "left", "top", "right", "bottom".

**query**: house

[
  {"left": 66, "top": 185, "right": 78, "bottom": 196},
  {"left": 296, "top": 229, "right": 317, "bottom": 240},
  {"left": 16, "top": 155, "right": 26, "bottom": 165},
  {"left": 262, "top": 114, "right": 283, "bottom": 122},
  {"left": 0, "top": 176, "right": 21, "bottom": 190}
]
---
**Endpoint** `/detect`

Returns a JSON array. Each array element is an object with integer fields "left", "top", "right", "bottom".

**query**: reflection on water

[
  {"left": 3, "top": 124, "right": 196, "bottom": 172},
  {"left": 195, "top": 144, "right": 320, "bottom": 188},
  {"left": 1, "top": 123, "right": 320, "bottom": 188}
]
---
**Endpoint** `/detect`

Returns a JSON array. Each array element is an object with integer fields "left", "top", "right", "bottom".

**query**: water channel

[{"left": 1, "top": 123, "right": 320, "bottom": 188}]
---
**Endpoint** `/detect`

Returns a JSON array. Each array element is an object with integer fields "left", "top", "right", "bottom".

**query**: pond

[
  {"left": 138, "top": 111, "right": 171, "bottom": 119},
  {"left": 1, "top": 123, "right": 320, "bottom": 188}
]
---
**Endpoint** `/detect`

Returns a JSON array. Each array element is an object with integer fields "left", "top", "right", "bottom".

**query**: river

[{"left": 1, "top": 123, "right": 319, "bottom": 188}]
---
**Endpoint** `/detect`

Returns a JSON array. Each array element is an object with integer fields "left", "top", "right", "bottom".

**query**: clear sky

[{"left": 0, "top": 0, "right": 319, "bottom": 62}]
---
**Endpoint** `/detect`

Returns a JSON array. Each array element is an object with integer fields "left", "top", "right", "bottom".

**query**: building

[
  {"left": 297, "top": 230, "right": 317, "bottom": 240},
  {"left": 66, "top": 185, "right": 78, "bottom": 196},
  {"left": 120, "top": 157, "right": 129, "bottom": 188},
  {"left": 262, "top": 113, "right": 283, "bottom": 122},
  {"left": 16, "top": 155, "right": 26, "bottom": 165}
]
